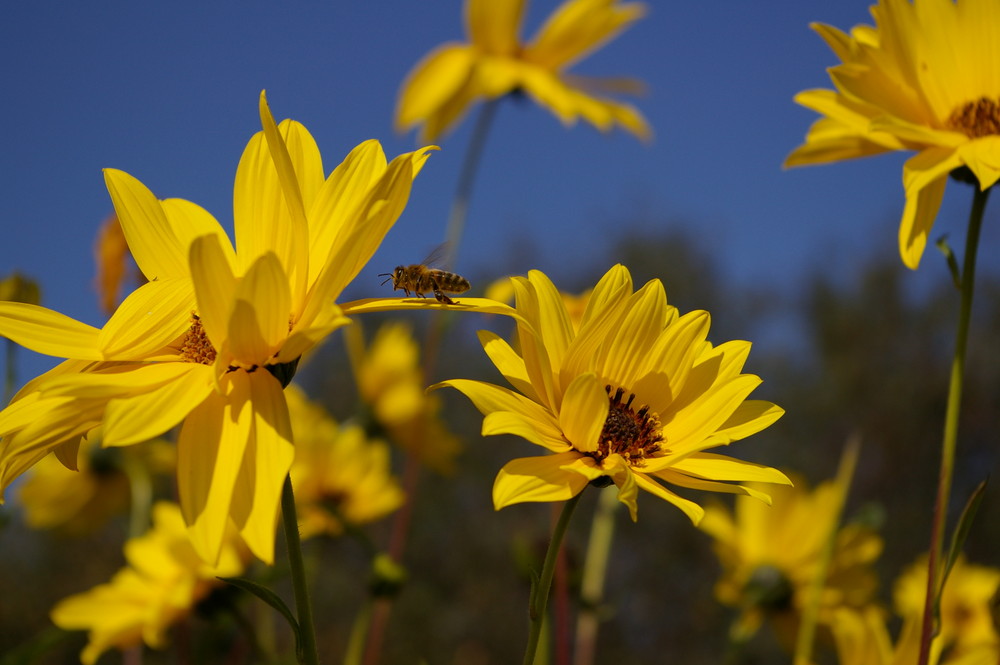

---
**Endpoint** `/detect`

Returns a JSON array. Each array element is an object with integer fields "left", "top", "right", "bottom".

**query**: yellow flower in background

[
  {"left": 17, "top": 433, "right": 173, "bottom": 534},
  {"left": 352, "top": 321, "right": 462, "bottom": 473},
  {"left": 894, "top": 555, "right": 1000, "bottom": 658},
  {"left": 698, "top": 474, "right": 882, "bottom": 643},
  {"left": 436, "top": 265, "right": 789, "bottom": 521},
  {"left": 93, "top": 213, "right": 136, "bottom": 316},
  {"left": 287, "top": 385, "right": 405, "bottom": 538},
  {"left": 0, "top": 91, "right": 434, "bottom": 564},
  {"left": 786, "top": 0, "right": 1000, "bottom": 269},
  {"left": 396, "top": 0, "right": 651, "bottom": 142},
  {"left": 51, "top": 502, "right": 248, "bottom": 665}
]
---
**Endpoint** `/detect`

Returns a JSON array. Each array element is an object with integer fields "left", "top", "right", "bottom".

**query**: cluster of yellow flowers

[{"left": 2, "top": 0, "right": 999, "bottom": 663}]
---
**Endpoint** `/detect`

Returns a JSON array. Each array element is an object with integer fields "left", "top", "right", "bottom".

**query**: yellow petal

[
  {"left": 160, "top": 198, "right": 236, "bottom": 274},
  {"left": 957, "top": 136, "right": 1000, "bottom": 191},
  {"left": 98, "top": 279, "right": 194, "bottom": 360},
  {"left": 177, "top": 372, "right": 252, "bottom": 564},
  {"left": 229, "top": 371, "right": 293, "bottom": 564},
  {"left": 664, "top": 374, "right": 762, "bottom": 455},
  {"left": 339, "top": 296, "right": 521, "bottom": 321},
  {"left": 103, "top": 364, "right": 214, "bottom": 446},
  {"left": 900, "top": 146, "right": 960, "bottom": 269},
  {"left": 478, "top": 329, "right": 537, "bottom": 401},
  {"left": 0, "top": 302, "right": 101, "bottom": 360},
  {"left": 189, "top": 234, "right": 238, "bottom": 350},
  {"left": 307, "top": 140, "right": 387, "bottom": 284},
  {"left": 665, "top": 453, "right": 791, "bottom": 486},
  {"left": 653, "top": 468, "right": 775, "bottom": 504},
  {"left": 466, "top": 0, "right": 524, "bottom": 55},
  {"left": 298, "top": 148, "right": 435, "bottom": 328},
  {"left": 232, "top": 93, "right": 315, "bottom": 311},
  {"left": 580, "top": 264, "right": 632, "bottom": 327},
  {"left": 280, "top": 305, "right": 351, "bottom": 363},
  {"left": 697, "top": 400, "right": 785, "bottom": 448},
  {"left": 103, "top": 169, "right": 188, "bottom": 281},
  {"left": 492, "top": 452, "right": 589, "bottom": 509},
  {"left": 396, "top": 44, "right": 476, "bottom": 133},
  {"left": 435, "top": 378, "right": 560, "bottom": 435},
  {"left": 632, "top": 471, "right": 704, "bottom": 524},
  {"left": 510, "top": 274, "right": 559, "bottom": 410},
  {"left": 481, "top": 411, "right": 571, "bottom": 453},
  {"left": 597, "top": 278, "right": 667, "bottom": 390},
  {"left": 227, "top": 252, "right": 291, "bottom": 365},
  {"left": 557, "top": 372, "right": 607, "bottom": 453},
  {"left": 525, "top": 0, "right": 646, "bottom": 70}
]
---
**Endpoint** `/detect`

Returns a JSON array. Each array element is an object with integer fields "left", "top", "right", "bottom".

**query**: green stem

[
  {"left": 916, "top": 185, "right": 990, "bottom": 665},
  {"left": 573, "top": 487, "right": 619, "bottom": 665},
  {"left": 442, "top": 98, "right": 500, "bottom": 269},
  {"left": 361, "top": 100, "right": 502, "bottom": 665},
  {"left": 523, "top": 492, "right": 584, "bottom": 665},
  {"left": 122, "top": 454, "right": 153, "bottom": 539},
  {"left": 344, "top": 598, "right": 374, "bottom": 665},
  {"left": 282, "top": 475, "right": 320, "bottom": 665}
]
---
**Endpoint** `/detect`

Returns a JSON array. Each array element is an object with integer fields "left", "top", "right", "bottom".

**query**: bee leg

[{"left": 434, "top": 290, "right": 455, "bottom": 304}]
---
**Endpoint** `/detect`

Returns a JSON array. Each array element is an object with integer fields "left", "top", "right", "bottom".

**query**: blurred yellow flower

[
  {"left": 699, "top": 474, "right": 882, "bottom": 643},
  {"left": 0, "top": 92, "right": 434, "bottom": 564},
  {"left": 436, "top": 265, "right": 789, "bottom": 521},
  {"left": 894, "top": 554, "right": 1000, "bottom": 659},
  {"left": 353, "top": 321, "right": 462, "bottom": 473},
  {"left": 93, "top": 213, "right": 135, "bottom": 316},
  {"left": 287, "top": 385, "right": 405, "bottom": 538},
  {"left": 396, "top": 0, "right": 651, "bottom": 142},
  {"left": 828, "top": 553, "right": 1000, "bottom": 665},
  {"left": 786, "top": 0, "right": 1000, "bottom": 269},
  {"left": 0, "top": 272, "right": 41, "bottom": 306},
  {"left": 51, "top": 501, "right": 248, "bottom": 665},
  {"left": 16, "top": 432, "right": 172, "bottom": 534}
]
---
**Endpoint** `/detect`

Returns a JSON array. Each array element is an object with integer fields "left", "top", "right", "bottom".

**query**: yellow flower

[
  {"left": 894, "top": 555, "right": 1000, "bottom": 657},
  {"left": 0, "top": 91, "right": 434, "bottom": 564},
  {"left": 17, "top": 431, "right": 173, "bottom": 534},
  {"left": 93, "top": 213, "right": 135, "bottom": 316},
  {"left": 785, "top": 0, "right": 1000, "bottom": 269},
  {"left": 699, "top": 474, "right": 882, "bottom": 643},
  {"left": 396, "top": 0, "right": 651, "bottom": 142},
  {"left": 435, "top": 265, "right": 789, "bottom": 521},
  {"left": 51, "top": 501, "right": 248, "bottom": 665},
  {"left": 352, "top": 321, "right": 461, "bottom": 473},
  {"left": 286, "top": 385, "right": 405, "bottom": 538}
]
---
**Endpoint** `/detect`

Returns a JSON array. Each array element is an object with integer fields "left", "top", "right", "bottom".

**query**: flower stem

[
  {"left": 523, "top": 492, "right": 584, "bottom": 665},
  {"left": 442, "top": 98, "right": 500, "bottom": 270},
  {"left": 574, "top": 487, "right": 619, "bottom": 665},
  {"left": 362, "top": 101, "right": 502, "bottom": 665},
  {"left": 917, "top": 185, "right": 990, "bottom": 665},
  {"left": 281, "top": 474, "right": 320, "bottom": 665}
]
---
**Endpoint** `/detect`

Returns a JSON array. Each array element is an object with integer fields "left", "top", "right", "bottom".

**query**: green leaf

[
  {"left": 935, "top": 235, "right": 961, "bottom": 289},
  {"left": 941, "top": 478, "right": 988, "bottom": 594},
  {"left": 219, "top": 575, "right": 302, "bottom": 657}
]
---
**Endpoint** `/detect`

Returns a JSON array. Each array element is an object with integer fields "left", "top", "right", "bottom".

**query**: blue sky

[{"left": 2, "top": 1, "right": 998, "bottom": 383}]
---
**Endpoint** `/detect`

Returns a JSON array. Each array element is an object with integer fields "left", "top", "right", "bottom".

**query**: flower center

[
  {"left": 180, "top": 314, "right": 217, "bottom": 365},
  {"left": 590, "top": 385, "right": 663, "bottom": 465},
  {"left": 946, "top": 97, "right": 1000, "bottom": 139}
]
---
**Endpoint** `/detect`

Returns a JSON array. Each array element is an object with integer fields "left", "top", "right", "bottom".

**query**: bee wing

[{"left": 420, "top": 242, "right": 452, "bottom": 270}]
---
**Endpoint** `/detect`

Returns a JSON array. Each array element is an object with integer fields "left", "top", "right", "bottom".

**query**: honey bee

[{"left": 379, "top": 249, "right": 471, "bottom": 304}]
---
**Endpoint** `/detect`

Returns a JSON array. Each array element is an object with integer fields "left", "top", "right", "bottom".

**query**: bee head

[{"left": 378, "top": 266, "right": 404, "bottom": 287}]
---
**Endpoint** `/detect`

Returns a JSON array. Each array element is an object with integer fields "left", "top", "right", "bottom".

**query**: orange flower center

[
  {"left": 590, "top": 385, "right": 663, "bottom": 465},
  {"left": 180, "top": 314, "right": 217, "bottom": 365},
  {"left": 946, "top": 97, "right": 1000, "bottom": 139}
]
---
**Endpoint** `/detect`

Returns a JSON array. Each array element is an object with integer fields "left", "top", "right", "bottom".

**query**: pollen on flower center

[
  {"left": 589, "top": 385, "right": 663, "bottom": 465},
  {"left": 946, "top": 97, "right": 1000, "bottom": 139},
  {"left": 180, "top": 314, "right": 216, "bottom": 365}
]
